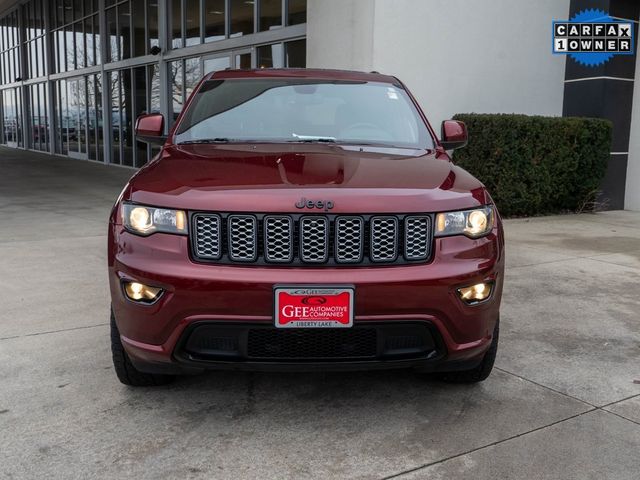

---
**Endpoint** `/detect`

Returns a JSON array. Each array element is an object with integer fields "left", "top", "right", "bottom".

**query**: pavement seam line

[
  {"left": 496, "top": 368, "right": 640, "bottom": 427},
  {"left": 585, "top": 255, "right": 640, "bottom": 271},
  {"left": 509, "top": 253, "right": 640, "bottom": 271},
  {"left": 495, "top": 367, "right": 596, "bottom": 407},
  {"left": 508, "top": 257, "right": 581, "bottom": 269},
  {"left": 379, "top": 408, "right": 598, "bottom": 480},
  {"left": 0, "top": 323, "right": 108, "bottom": 341},
  {"left": 599, "top": 393, "right": 640, "bottom": 409},
  {"left": 600, "top": 408, "right": 640, "bottom": 427}
]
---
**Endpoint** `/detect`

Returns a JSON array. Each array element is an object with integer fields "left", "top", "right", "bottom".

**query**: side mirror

[
  {"left": 441, "top": 120, "right": 468, "bottom": 150},
  {"left": 135, "top": 113, "right": 166, "bottom": 146}
]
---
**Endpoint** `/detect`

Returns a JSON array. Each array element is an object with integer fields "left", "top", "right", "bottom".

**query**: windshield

[{"left": 174, "top": 78, "right": 434, "bottom": 149}]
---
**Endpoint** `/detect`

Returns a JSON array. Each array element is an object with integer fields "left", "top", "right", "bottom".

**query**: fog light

[
  {"left": 457, "top": 282, "right": 493, "bottom": 305},
  {"left": 123, "top": 281, "right": 162, "bottom": 303}
]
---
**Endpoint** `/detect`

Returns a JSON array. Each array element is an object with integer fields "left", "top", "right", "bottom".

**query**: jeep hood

[{"left": 125, "top": 143, "right": 490, "bottom": 213}]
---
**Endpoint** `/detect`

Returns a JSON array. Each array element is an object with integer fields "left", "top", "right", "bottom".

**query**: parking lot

[{"left": 1, "top": 147, "right": 639, "bottom": 479}]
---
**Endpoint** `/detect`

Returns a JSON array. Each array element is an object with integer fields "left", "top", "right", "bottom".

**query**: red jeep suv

[{"left": 108, "top": 69, "right": 504, "bottom": 386}]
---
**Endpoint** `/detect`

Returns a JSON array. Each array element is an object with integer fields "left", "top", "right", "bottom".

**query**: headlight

[
  {"left": 122, "top": 203, "right": 187, "bottom": 236},
  {"left": 435, "top": 206, "right": 494, "bottom": 239}
]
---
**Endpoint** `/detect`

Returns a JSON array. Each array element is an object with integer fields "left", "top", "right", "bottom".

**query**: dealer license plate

[{"left": 274, "top": 287, "right": 354, "bottom": 328}]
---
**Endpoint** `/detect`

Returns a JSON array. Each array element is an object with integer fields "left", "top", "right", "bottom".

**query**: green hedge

[{"left": 451, "top": 114, "right": 612, "bottom": 217}]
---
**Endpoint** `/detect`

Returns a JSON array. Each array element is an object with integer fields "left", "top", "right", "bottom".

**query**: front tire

[
  {"left": 438, "top": 321, "right": 499, "bottom": 384},
  {"left": 110, "top": 309, "right": 174, "bottom": 387}
]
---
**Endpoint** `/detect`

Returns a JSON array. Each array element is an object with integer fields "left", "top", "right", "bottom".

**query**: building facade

[
  {"left": 0, "top": 0, "right": 306, "bottom": 168},
  {"left": 1, "top": 0, "right": 639, "bottom": 209}
]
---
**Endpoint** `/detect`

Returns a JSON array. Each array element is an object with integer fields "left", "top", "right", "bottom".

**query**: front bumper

[{"left": 109, "top": 224, "right": 504, "bottom": 374}]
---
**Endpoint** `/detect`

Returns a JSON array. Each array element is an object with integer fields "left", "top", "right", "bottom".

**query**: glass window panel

[
  {"left": 148, "top": 0, "right": 159, "bottom": 50},
  {"left": 75, "top": 22, "right": 85, "bottom": 69},
  {"left": 257, "top": 43, "right": 283, "bottom": 68},
  {"left": 56, "top": 30, "right": 66, "bottom": 72},
  {"left": 29, "top": 0, "right": 35, "bottom": 35},
  {"left": 12, "top": 48, "right": 17, "bottom": 81},
  {"left": 79, "top": 79, "right": 87, "bottom": 154},
  {"left": 93, "top": 15, "right": 101, "bottom": 65},
  {"left": 106, "top": 7, "right": 118, "bottom": 62},
  {"left": 149, "top": 64, "right": 160, "bottom": 112},
  {"left": 55, "top": 1, "right": 64, "bottom": 28},
  {"left": 170, "top": 60, "right": 184, "bottom": 123},
  {"left": 185, "top": 0, "right": 200, "bottom": 46},
  {"left": 94, "top": 73, "right": 103, "bottom": 161},
  {"left": 25, "top": 2, "right": 31, "bottom": 41},
  {"left": 230, "top": 0, "right": 254, "bottom": 37},
  {"left": 118, "top": 2, "right": 131, "bottom": 60},
  {"left": 87, "top": 75, "right": 97, "bottom": 160},
  {"left": 51, "top": 35, "right": 57, "bottom": 74},
  {"left": 204, "top": 0, "right": 225, "bottom": 43},
  {"left": 120, "top": 69, "right": 133, "bottom": 166},
  {"left": 29, "top": 42, "right": 36, "bottom": 77},
  {"left": 37, "top": 0, "right": 44, "bottom": 35},
  {"left": 259, "top": 0, "right": 281, "bottom": 31},
  {"left": 57, "top": 80, "right": 68, "bottom": 154},
  {"left": 85, "top": 17, "right": 94, "bottom": 66},
  {"left": 64, "top": 0, "right": 73, "bottom": 25},
  {"left": 40, "top": 83, "right": 49, "bottom": 151},
  {"left": 185, "top": 57, "right": 201, "bottom": 101},
  {"left": 235, "top": 52, "right": 251, "bottom": 69},
  {"left": 132, "top": 0, "right": 145, "bottom": 57},
  {"left": 37, "top": 37, "right": 44, "bottom": 76},
  {"left": 16, "top": 87, "right": 23, "bottom": 146},
  {"left": 73, "top": 0, "right": 83, "bottom": 20},
  {"left": 134, "top": 66, "right": 148, "bottom": 167},
  {"left": 287, "top": 0, "right": 306, "bottom": 25},
  {"left": 84, "top": 0, "right": 95, "bottom": 16},
  {"left": 109, "top": 71, "right": 121, "bottom": 164},
  {"left": 65, "top": 23, "right": 75, "bottom": 69},
  {"left": 203, "top": 55, "right": 230, "bottom": 75},
  {"left": 169, "top": 0, "right": 182, "bottom": 49}
]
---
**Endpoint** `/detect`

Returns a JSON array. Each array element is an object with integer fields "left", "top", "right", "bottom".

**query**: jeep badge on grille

[{"left": 295, "top": 197, "right": 334, "bottom": 211}]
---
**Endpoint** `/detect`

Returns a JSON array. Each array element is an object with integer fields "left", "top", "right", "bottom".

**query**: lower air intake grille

[{"left": 247, "top": 328, "right": 378, "bottom": 359}]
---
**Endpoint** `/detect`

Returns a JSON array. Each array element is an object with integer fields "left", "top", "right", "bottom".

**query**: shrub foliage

[{"left": 451, "top": 114, "right": 612, "bottom": 217}]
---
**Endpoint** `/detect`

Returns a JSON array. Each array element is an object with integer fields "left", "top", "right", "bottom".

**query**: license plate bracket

[{"left": 274, "top": 286, "right": 355, "bottom": 328}]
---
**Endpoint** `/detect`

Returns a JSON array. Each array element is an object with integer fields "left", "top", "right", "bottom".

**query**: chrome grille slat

[
  {"left": 228, "top": 215, "right": 257, "bottom": 262},
  {"left": 370, "top": 216, "right": 398, "bottom": 262},
  {"left": 192, "top": 213, "right": 432, "bottom": 265},
  {"left": 335, "top": 217, "right": 364, "bottom": 263},
  {"left": 264, "top": 216, "right": 293, "bottom": 263},
  {"left": 404, "top": 216, "right": 431, "bottom": 260},
  {"left": 300, "top": 216, "right": 329, "bottom": 263}
]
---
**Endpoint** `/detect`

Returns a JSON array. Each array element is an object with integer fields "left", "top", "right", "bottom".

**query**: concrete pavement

[{"left": 0, "top": 147, "right": 639, "bottom": 479}]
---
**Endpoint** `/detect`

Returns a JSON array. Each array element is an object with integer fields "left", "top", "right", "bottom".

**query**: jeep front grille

[
  {"left": 191, "top": 213, "right": 432, "bottom": 266},
  {"left": 227, "top": 215, "right": 257, "bottom": 262}
]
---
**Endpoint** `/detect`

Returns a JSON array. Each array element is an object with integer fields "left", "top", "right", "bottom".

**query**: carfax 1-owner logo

[{"left": 553, "top": 9, "right": 634, "bottom": 66}]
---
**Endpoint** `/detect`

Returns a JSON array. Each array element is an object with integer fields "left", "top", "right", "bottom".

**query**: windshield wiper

[
  {"left": 289, "top": 134, "right": 336, "bottom": 143},
  {"left": 178, "top": 138, "right": 230, "bottom": 144}
]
